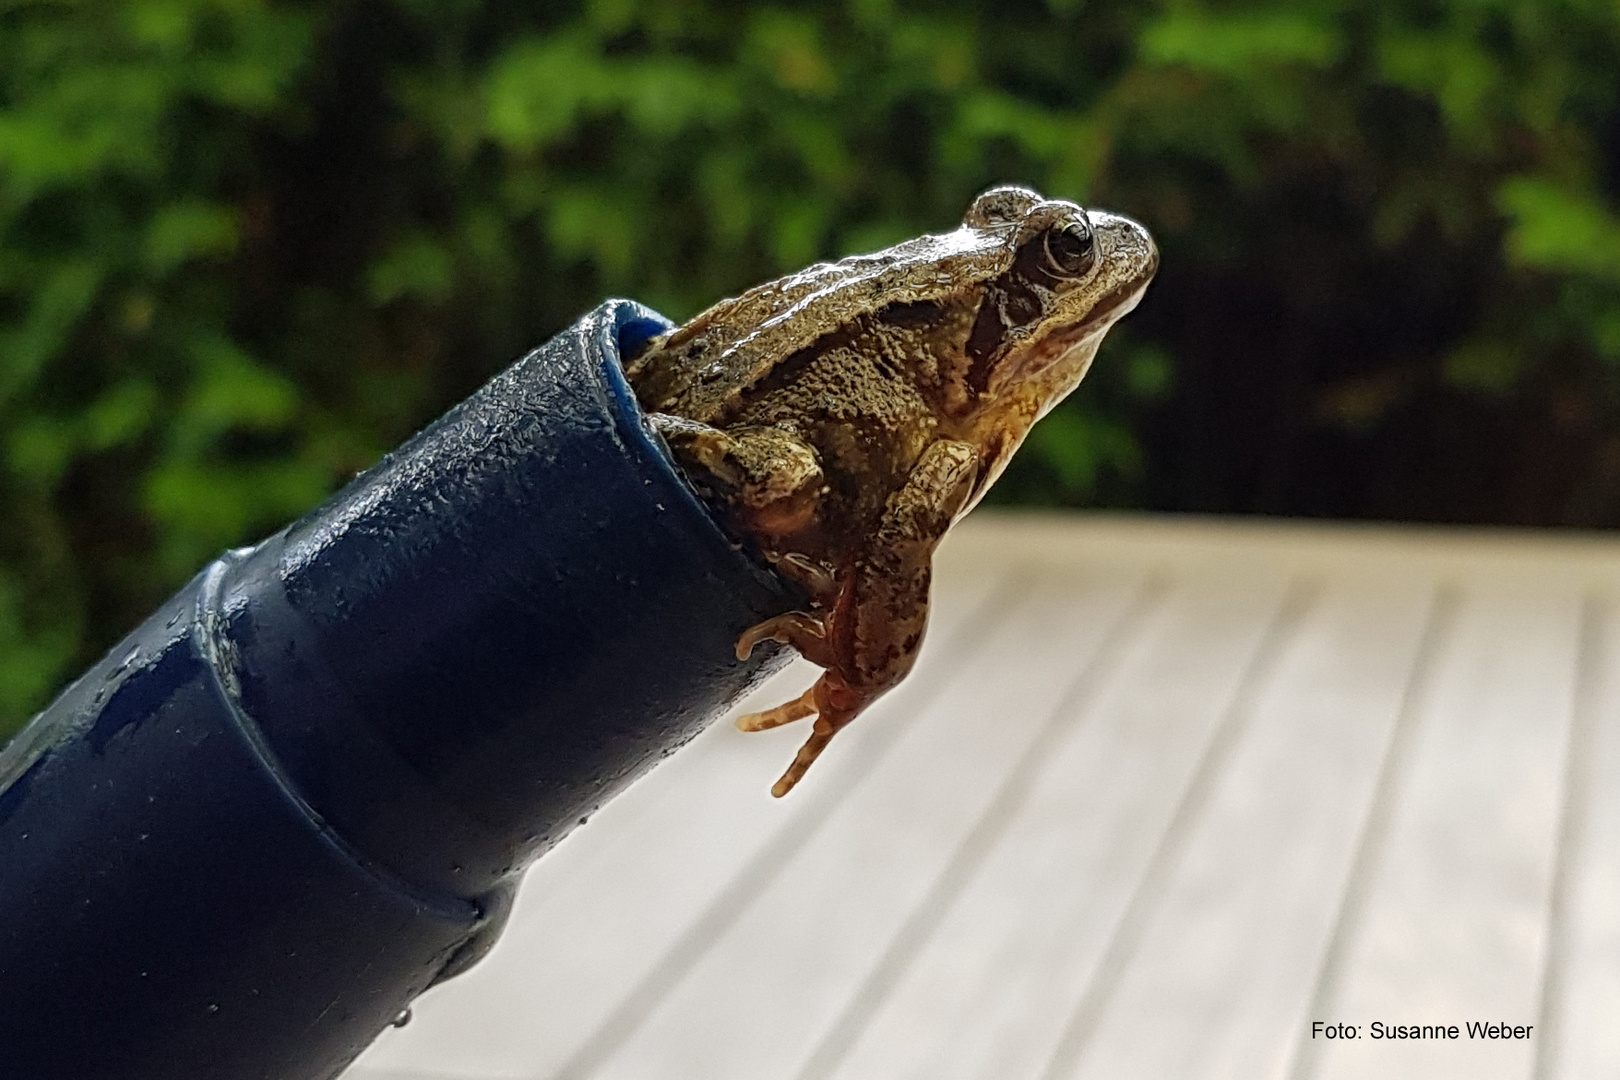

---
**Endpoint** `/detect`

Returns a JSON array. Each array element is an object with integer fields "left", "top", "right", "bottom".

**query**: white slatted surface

[{"left": 345, "top": 513, "right": 1620, "bottom": 1080}]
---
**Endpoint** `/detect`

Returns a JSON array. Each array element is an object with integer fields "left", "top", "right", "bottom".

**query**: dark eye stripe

[{"left": 965, "top": 293, "right": 1005, "bottom": 394}]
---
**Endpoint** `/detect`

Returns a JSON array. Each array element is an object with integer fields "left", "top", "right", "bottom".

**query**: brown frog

[{"left": 626, "top": 185, "right": 1157, "bottom": 797}]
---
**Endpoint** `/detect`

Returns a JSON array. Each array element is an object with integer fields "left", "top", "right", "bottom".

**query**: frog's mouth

[
  {"left": 1085, "top": 259, "right": 1157, "bottom": 329},
  {"left": 1070, "top": 213, "right": 1159, "bottom": 333},
  {"left": 987, "top": 274, "right": 1151, "bottom": 403}
]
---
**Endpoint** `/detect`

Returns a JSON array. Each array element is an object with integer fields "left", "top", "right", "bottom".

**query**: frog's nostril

[{"left": 1043, "top": 224, "right": 1095, "bottom": 278}]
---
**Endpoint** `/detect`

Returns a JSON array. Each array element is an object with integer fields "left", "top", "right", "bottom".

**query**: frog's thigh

[{"left": 647, "top": 415, "right": 822, "bottom": 537}]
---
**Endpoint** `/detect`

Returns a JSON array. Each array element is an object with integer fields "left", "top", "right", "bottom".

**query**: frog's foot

[
  {"left": 769, "top": 673, "right": 865, "bottom": 798},
  {"left": 733, "top": 612, "right": 836, "bottom": 732},
  {"left": 735, "top": 685, "right": 817, "bottom": 732}
]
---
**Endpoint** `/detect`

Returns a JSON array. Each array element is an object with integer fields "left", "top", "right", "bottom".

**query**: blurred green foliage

[{"left": 2, "top": 0, "right": 1619, "bottom": 738}]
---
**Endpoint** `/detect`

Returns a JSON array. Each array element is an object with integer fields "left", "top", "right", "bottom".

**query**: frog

[{"left": 625, "top": 185, "right": 1157, "bottom": 797}]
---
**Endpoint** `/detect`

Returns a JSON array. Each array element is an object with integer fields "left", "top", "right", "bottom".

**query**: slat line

[
  {"left": 1036, "top": 576, "right": 1322, "bottom": 1080},
  {"left": 1281, "top": 582, "right": 1460, "bottom": 1080},
  {"left": 1530, "top": 590, "right": 1606, "bottom": 1080},
  {"left": 790, "top": 570, "right": 1176, "bottom": 1080},
  {"left": 544, "top": 569, "right": 1036, "bottom": 1080}
]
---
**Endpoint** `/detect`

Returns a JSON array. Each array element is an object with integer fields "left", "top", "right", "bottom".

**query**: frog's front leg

[
  {"left": 647, "top": 414, "right": 824, "bottom": 539},
  {"left": 738, "top": 438, "right": 980, "bottom": 797}
]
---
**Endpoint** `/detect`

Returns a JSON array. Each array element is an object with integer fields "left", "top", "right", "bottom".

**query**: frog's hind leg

[
  {"left": 770, "top": 672, "right": 865, "bottom": 798},
  {"left": 735, "top": 611, "right": 834, "bottom": 666},
  {"left": 755, "top": 438, "right": 981, "bottom": 797},
  {"left": 733, "top": 611, "right": 835, "bottom": 734},
  {"left": 732, "top": 609, "right": 868, "bottom": 794},
  {"left": 735, "top": 685, "right": 818, "bottom": 732},
  {"left": 735, "top": 671, "right": 867, "bottom": 796}
]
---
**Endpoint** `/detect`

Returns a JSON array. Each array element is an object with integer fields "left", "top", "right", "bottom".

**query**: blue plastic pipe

[{"left": 0, "top": 300, "right": 800, "bottom": 1080}]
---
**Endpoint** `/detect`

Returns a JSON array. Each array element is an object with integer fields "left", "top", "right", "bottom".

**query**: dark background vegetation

[{"left": 3, "top": 0, "right": 1619, "bottom": 739}]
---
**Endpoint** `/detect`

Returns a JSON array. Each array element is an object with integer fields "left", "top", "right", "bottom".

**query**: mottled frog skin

[{"left": 626, "top": 185, "right": 1157, "bottom": 796}]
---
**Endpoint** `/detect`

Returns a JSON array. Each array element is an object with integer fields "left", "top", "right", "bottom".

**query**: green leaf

[
  {"left": 1444, "top": 338, "right": 1522, "bottom": 392},
  {"left": 1497, "top": 178, "right": 1620, "bottom": 280},
  {"left": 173, "top": 335, "right": 298, "bottom": 450},
  {"left": 1024, "top": 406, "right": 1141, "bottom": 493},
  {"left": 484, "top": 34, "right": 610, "bottom": 149},
  {"left": 1377, "top": 31, "right": 1499, "bottom": 139},
  {"left": 618, "top": 58, "right": 739, "bottom": 134},
  {"left": 143, "top": 458, "right": 329, "bottom": 569},
  {"left": 84, "top": 378, "right": 160, "bottom": 449},
  {"left": 1140, "top": 11, "right": 1342, "bottom": 74},
  {"left": 0, "top": 260, "right": 104, "bottom": 407},
  {"left": 745, "top": 11, "right": 836, "bottom": 96},
  {"left": 1125, "top": 344, "right": 1173, "bottom": 399},
  {"left": 5, "top": 415, "right": 78, "bottom": 487},
  {"left": 367, "top": 232, "right": 456, "bottom": 304},
  {"left": 145, "top": 201, "right": 239, "bottom": 274},
  {"left": 0, "top": 568, "right": 77, "bottom": 724},
  {"left": 546, "top": 185, "right": 640, "bottom": 277}
]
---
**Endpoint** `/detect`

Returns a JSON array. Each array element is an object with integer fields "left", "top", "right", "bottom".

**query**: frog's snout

[
  {"left": 1077, "top": 209, "right": 1158, "bottom": 326},
  {"left": 1091, "top": 209, "right": 1158, "bottom": 284}
]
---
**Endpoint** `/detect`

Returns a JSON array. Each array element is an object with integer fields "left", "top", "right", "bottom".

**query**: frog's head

[{"left": 951, "top": 185, "right": 1158, "bottom": 510}]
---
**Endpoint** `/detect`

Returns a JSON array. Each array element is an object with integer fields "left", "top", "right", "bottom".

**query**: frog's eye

[{"left": 1043, "top": 224, "right": 1095, "bottom": 278}]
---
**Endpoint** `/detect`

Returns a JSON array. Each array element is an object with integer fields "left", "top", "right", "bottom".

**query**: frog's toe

[
  {"left": 768, "top": 679, "right": 864, "bottom": 797},
  {"left": 771, "top": 718, "right": 839, "bottom": 798},
  {"left": 735, "top": 611, "right": 834, "bottom": 667},
  {"left": 735, "top": 686, "right": 817, "bottom": 732}
]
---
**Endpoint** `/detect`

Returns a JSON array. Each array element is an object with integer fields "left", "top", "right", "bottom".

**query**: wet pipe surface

[{"left": 0, "top": 300, "right": 803, "bottom": 1080}]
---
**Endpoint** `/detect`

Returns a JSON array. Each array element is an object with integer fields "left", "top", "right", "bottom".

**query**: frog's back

[{"left": 625, "top": 226, "right": 1012, "bottom": 425}]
